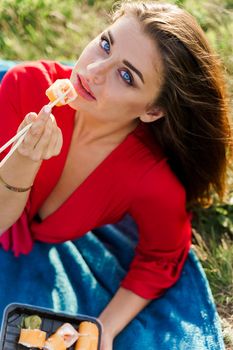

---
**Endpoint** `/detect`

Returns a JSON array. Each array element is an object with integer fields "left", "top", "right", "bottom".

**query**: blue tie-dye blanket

[{"left": 0, "top": 214, "right": 224, "bottom": 350}]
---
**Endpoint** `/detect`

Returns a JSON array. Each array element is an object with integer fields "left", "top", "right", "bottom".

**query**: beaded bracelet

[{"left": 0, "top": 174, "right": 32, "bottom": 193}]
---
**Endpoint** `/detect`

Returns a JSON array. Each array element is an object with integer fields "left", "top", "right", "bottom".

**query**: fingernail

[
  {"left": 26, "top": 113, "right": 37, "bottom": 122},
  {"left": 50, "top": 114, "right": 55, "bottom": 122},
  {"left": 43, "top": 105, "right": 51, "bottom": 114}
]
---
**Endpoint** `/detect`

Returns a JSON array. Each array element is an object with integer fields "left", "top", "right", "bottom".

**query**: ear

[{"left": 139, "top": 106, "right": 165, "bottom": 123}]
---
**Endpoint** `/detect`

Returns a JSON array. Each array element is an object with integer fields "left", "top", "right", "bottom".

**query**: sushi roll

[
  {"left": 18, "top": 315, "right": 46, "bottom": 349},
  {"left": 43, "top": 333, "right": 66, "bottom": 350},
  {"left": 18, "top": 328, "right": 46, "bottom": 349},
  {"left": 56, "top": 323, "right": 79, "bottom": 347},
  {"left": 46, "top": 79, "right": 78, "bottom": 106},
  {"left": 75, "top": 322, "right": 99, "bottom": 350},
  {"left": 74, "top": 336, "right": 91, "bottom": 350},
  {"left": 44, "top": 322, "right": 79, "bottom": 350}
]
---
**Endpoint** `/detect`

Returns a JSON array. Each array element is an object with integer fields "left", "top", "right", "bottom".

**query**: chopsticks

[
  {"left": 0, "top": 89, "right": 71, "bottom": 168},
  {"left": 0, "top": 125, "right": 32, "bottom": 168}
]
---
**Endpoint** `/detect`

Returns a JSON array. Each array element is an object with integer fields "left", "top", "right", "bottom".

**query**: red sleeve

[
  {"left": 0, "top": 61, "right": 72, "bottom": 256},
  {"left": 121, "top": 158, "right": 192, "bottom": 299},
  {"left": 0, "top": 65, "right": 22, "bottom": 160}
]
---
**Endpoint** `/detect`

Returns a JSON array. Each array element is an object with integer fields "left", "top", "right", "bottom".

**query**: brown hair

[{"left": 112, "top": 1, "right": 232, "bottom": 207}]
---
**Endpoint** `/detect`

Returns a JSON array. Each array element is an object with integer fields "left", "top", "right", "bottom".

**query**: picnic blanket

[
  {"left": 0, "top": 61, "right": 225, "bottom": 349},
  {"left": 0, "top": 214, "right": 225, "bottom": 350}
]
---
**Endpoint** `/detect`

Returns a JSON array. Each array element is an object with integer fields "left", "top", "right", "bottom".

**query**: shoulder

[
  {"left": 1, "top": 60, "right": 72, "bottom": 89},
  {"left": 129, "top": 124, "right": 187, "bottom": 218},
  {"left": 129, "top": 123, "right": 186, "bottom": 207},
  {"left": 0, "top": 60, "right": 73, "bottom": 114},
  {"left": 131, "top": 157, "right": 186, "bottom": 211}
]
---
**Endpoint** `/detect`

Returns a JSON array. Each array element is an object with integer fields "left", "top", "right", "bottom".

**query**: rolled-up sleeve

[
  {"left": 0, "top": 66, "right": 22, "bottom": 161},
  {"left": 121, "top": 159, "right": 192, "bottom": 299}
]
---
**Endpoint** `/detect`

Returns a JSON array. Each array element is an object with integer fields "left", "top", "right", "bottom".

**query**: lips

[{"left": 74, "top": 74, "right": 96, "bottom": 101}]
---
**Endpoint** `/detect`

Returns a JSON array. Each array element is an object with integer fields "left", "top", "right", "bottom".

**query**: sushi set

[{"left": 0, "top": 304, "right": 102, "bottom": 350}]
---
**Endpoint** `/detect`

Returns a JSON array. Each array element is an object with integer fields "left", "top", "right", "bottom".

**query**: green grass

[
  {"left": 0, "top": 0, "right": 233, "bottom": 346},
  {"left": 0, "top": 0, "right": 111, "bottom": 61},
  {"left": 192, "top": 201, "right": 233, "bottom": 347}
]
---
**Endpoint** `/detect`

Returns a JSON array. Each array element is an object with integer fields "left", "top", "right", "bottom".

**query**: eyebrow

[{"left": 107, "top": 30, "right": 145, "bottom": 84}]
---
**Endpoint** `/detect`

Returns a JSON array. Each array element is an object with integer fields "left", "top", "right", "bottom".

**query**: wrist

[
  {"left": 15, "top": 148, "right": 42, "bottom": 166},
  {"left": 98, "top": 315, "right": 121, "bottom": 339},
  {"left": 0, "top": 173, "right": 33, "bottom": 192},
  {"left": 0, "top": 150, "right": 42, "bottom": 188}
]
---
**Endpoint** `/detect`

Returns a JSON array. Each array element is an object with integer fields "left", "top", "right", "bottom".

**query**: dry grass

[{"left": 192, "top": 229, "right": 233, "bottom": 349}]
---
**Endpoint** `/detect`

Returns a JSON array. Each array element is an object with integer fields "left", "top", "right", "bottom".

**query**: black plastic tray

[{"left": 0, "top": 303, "right": 102, "bottom": 350}]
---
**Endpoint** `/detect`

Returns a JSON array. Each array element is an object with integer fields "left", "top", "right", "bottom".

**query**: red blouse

[{"left": 0, "top": 61, "right": 192, "bottom": 299}]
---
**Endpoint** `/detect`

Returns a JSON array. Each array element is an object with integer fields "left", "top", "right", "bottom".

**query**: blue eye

[
  {"left": 99, "top": 34, "right": 134, "bottom": 87},
  {"left": 100, "top": 35, "right": 110, "bottom": 53},
  {"left": 120, "top": 70, "right": 133, "bottom": 86}
]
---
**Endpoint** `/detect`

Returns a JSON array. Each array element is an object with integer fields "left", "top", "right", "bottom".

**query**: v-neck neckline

[
  {"left": 69, "top": 121, "right": 143, "bottom": 191},
  {"left": 33, "top": 117, "right": 144, "bottom": 224}
]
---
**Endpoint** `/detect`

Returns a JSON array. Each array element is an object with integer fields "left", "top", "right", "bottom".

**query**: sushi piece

[
  {"left": 43, "top": 333, "right": 66, "bottom": 350},
  {"left": 46, "top": 79, "right": 78, "bottom": 107},
  {"left": 44, "top": 322, "right": 79, "bottom": 350},
  {"left": 18, "top": 315, "right": 46, "bottom": 349},
  {"left": 56, "top": 323, "right": 79, "bottom": 347},
  {"left": 22, "top": 315, "right": 42, "bottom": 329},
  {"left": 74, "top": 336, "right": 91, "bottom": 350},
  {"left": 75, "top": 322, "right": 99, "bottom": 350},
  {"left": 18, "top": 328, "right": 46, "bottom": 349}
]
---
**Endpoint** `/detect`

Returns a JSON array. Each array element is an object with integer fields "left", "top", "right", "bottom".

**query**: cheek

[
  {"left": 100, "top": 82, "right": 147, "bottom": 113},
  {"left": 107, "top": 84, "right": 147, "bottom": 110},
  {"left": 74, "top": 41, "right": 97, "bottom": 68},
  {"left": 125, "top": 101, "right": 146, "bottom": 116},
  {"left": 122, "top": 90, "right": 152, "bottom": 115},
  {"left": 102, "top": 93, "right": 147, "bottom": 117}
]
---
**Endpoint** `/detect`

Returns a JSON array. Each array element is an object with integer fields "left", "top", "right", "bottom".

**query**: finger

[
  {"left": 43, "top": 117, "right": 63, "bottom": 159},
  {"left": 18, "top": 112, "right": 57, "bottom": 159},
  {"left": 17, "top": 115, "right": 46, "bottom": 156},
  {"left": 16, "top": 107, "right": 52, "bottom": 158},
  {"left": 46, "top": 127, "right": 63, "bottom": 159},
  {"left": 37, "top": 104, "right": 52, "bottom": 119},
  {"left": 17, "top": 105, "right": 51, "bottom": 136},
  {"left": 43, "top": 124, "right": 60, "bottom": 160},
  {"left": 30, "top": 106, "right": 51, "bottom": 136},
  {"left": 16, "top": 113, "right": 41, "bottom": 156},
  {"left": 54, "top": 128, "right": 63, "bottom": 156},
  {"left": 21, "top": 107, "right": 52, "bottom": 153},
  {"left": 30, "top": 117, "right": 54, "bottom": 161},
  {"left": 17, "top": 112, "right": 37, "bottom": 133}
]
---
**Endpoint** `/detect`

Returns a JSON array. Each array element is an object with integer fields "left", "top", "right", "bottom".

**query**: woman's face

[{"left": 69, "top": 15, "right": 163, "bottom": 125}]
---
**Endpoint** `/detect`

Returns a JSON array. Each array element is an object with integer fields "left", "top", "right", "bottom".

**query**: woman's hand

[
  {"left": 16, "top": 106, "right": 63, "bottom": 162},
  {"left": 100, "top": 329, "right": 114, "bottom": 350},
  {"left": 98, "top": 288, "right": 151, "bottom": 350}
]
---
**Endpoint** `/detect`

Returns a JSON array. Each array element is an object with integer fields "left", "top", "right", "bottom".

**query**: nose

[{"left": 86, "top": 58, "right": 115, "bottom": 85}]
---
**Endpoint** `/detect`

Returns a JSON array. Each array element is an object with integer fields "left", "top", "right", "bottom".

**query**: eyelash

[{"left": 99, "top": 34, "right": 134, "bottom": 87}]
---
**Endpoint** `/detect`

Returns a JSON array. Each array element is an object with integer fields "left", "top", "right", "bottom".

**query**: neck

[{"left": 73, "top": 111, "right": 140, "bottom": 146}]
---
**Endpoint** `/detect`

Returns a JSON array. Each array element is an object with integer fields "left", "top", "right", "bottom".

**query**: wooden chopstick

[
  {"left": 0, "top": 133, "right": 27, "bottom": 168},
  {"left": 0, "top": 123, "right": 32, "bottom": 154}
]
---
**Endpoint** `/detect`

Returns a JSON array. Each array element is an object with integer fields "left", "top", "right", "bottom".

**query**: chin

[{"left": 68, "top": 99, "right": 79, "bottom": 110}]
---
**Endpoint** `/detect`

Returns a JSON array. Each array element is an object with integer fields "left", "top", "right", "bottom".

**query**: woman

[{"left": 0, "top": 1, "right": 231, "bottom": 349}]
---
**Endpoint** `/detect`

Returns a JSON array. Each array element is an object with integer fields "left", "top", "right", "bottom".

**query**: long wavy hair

[{"left": 112, "top": 1, "right": 232, "bottom": 207}]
